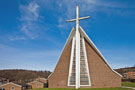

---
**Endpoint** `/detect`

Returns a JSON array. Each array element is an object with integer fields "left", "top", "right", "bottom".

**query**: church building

[{"left": 48, "top": 6, "right": 122, "bottom": 89}]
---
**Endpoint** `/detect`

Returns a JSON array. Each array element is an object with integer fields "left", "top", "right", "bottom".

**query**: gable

[
  {"left": 79, "top": 26, "right": 122, "bottom": 77},
  {"left": 0, "top": 82, "right": 22, "bottom": 88},
  {"left": 48, "top": 28, "right": 75, "bottom": 79}
]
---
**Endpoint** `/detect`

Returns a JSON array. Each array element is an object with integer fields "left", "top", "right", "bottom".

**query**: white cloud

[
  {"left": 17, "top": 0, "right": 135, "bottom": 39},
  {"left": 20, "top": 1, "right": 39, "bottom": 21},
  {"left": 53, "top": 0, "right": 135, "bottom": 35},
  {"left": 19, "top": 1, "right": 40, "bottom": 39},
  {"left": 56, "top": 0, "right": 134, "bottom": 21},
  {"left": 8, "top": 36, "right": 26, "bottom": 41}
]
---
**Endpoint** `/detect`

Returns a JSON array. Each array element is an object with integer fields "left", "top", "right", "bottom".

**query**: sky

[{"left": 0, "top": 0, "right": 135, "bottom": 71}]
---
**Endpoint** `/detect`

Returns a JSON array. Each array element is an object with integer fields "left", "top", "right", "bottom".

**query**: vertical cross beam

[{"left": 75, "top": 5, "right": 80, "bottom": 89}]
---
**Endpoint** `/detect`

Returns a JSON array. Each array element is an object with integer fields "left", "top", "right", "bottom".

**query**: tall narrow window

[
  {"left": 80, "top": 36, "right": 91, "bottom": 86},
  {"left": 68, "top": 35, "right": 91, "bottom": 87},
  {"left": 68, "top": 37, "right": 76, "bottom": 86},
  {"left": 69, "top": 40, "right": 76, "bottom": 85}
]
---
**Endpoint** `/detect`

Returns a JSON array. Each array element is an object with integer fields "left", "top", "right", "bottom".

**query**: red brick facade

[
  {"left": 35, "top": 78, "right": 47, "bottom": 83},
  {"left": 84, "top": 39, "right": 121, "bottom": 88},
  {"left": 48, "top": 41, "right": 72, "bottom": 88},
  {"left": 0, "top": 83, "right": 22, "bottom": 90},
  {"left": 48, "top": 38, "right": 121, "bottom": 88},
  {"left": 126, "top": 72, "right": 135, "bottom": 79},
  {"left": 28, "top": 81, "right": 44, "bottom": 89}
]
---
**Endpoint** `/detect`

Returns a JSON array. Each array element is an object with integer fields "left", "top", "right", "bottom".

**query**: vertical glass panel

[
  {"left": 80, "top": 37, "right": 89, "bottom": 85},
  {"left": 69, "top": 42, "right": 76, "bottom": 85}
]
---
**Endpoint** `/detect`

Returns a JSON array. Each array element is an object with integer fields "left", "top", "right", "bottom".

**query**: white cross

[
  {"left": 66, "top": 5, "right": 90, "bottom": 26},
  {"left": 66, "top": 6, "right": 90, "bottom": 89}
]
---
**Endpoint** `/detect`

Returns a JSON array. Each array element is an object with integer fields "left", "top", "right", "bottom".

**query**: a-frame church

[{"left": 48, "top": 6, "right": 122, "bottom": 89}]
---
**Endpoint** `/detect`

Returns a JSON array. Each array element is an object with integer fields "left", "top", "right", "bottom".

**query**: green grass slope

[{"left": 122, "top": 82, "right": 135, "bottom": 87}]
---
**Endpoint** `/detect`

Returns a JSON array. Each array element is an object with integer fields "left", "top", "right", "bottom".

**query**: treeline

[
  {"left": 115, "top": 66, "right": 135, "bottom": 75},
  {"left": 0, "top": 69, "right": 51, "bottom": 84}
]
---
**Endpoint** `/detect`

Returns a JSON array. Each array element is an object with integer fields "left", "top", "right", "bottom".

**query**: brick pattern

[
  {"left": 0, "top": 83, "right": 22, "bottom": 90},
  {"left": 48, "top": 41, "right": 72, "bottom": 88},
  {"left": 48, "top": 38, "right": 121, "bottom": 88},
  {"left": 85, "top": 39, "right": 121, "bottom": 88},
  {"left": 28, "top": 81, "right": 44, "bottom": 89},
  {"left": 35, "top": 78, "right": 47, "bottom": 83},
  {"left": 126, "top": 72, "right": 135, "bottom": 79}
]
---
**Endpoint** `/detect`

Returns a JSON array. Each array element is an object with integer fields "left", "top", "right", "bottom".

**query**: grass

[
  {"left": 122, "top": 82, "right": 135, "bottom": 87},
  {"left": 30, "top": 87, "right": 131, "bottom": 90},
  {"left": 29, "top": 82, "right": 135, "bottom": 90}
]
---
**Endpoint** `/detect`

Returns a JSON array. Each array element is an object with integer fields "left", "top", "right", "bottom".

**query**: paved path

[{"left": 122, "top": 86, "right": 135, "bottom": 90}]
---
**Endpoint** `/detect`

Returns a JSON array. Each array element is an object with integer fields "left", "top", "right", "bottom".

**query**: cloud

[
  {"left": 16, "top": 0, "right": 135, "bottom": 40},
  {"left": 56, "top": 0, "right": 135, "bottom": 20},
  {"left": 27, "top": 0, "right": 134, "bottom": 34},
  {"left": 19, "top": 1, "right": 40, "bottom": 39},
  {"left": 20, "top": 2, "right": 39, "bottom": 21},
  {"left": 51, "top": 0, "right": 134, "bottom": 34},
  {"left": 8, "top": 36, "right": 26, "bottom": 41}
]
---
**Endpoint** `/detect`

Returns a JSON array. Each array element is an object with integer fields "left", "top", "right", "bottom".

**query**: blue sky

[{"left": 0, "top": 0, "right": 135, "bottom": 71}]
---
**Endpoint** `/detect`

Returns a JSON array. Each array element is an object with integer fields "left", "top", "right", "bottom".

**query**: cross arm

[
  {"left": 66, "top": 19, "right": 76, "bottom": 22},
  {"left": 66, "top": 16, "right": 90, "bottom": 23},
  {"left": 79, "top": 16, "right": 90, "bottom": 20}
]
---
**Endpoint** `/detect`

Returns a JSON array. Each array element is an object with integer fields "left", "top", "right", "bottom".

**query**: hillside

[
  {"left": 115, "top": 67, "right": 135, "bottom": 76},
  {"left": 0, "top": 67, "right": 135, "bottom": 84},
  {"left": 0, "top": 69, "right": 51, "bottom": 84}
]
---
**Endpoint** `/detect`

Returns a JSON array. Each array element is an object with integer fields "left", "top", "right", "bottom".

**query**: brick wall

[
  {"left": 35, "top": 78, "right": 47, "bottom": 83},
  {"left": 126, "top": 72, "right": 135, "bottom": 79},
  {"left": 0, "top": 83, "right": 22, "bottom": 90},
  {"left": 28, "top": 81, "right": 44, "bottom": 89},
  {"left": 48, "top": 38, "right": 121, "bottom": 88},
  {"left": 48, "top": 41, "right": 72, "bottom": 88},
  {"left": 84, "top": 39, "right": 121, "bottom": 88}
]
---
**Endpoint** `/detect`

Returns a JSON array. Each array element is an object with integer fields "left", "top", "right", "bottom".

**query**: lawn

[
  {"left": 122, "top": 82, "right": 135, "bottom": 87},
  {"left": 30, "top": 88, "right": 131, "bottom": 90}
]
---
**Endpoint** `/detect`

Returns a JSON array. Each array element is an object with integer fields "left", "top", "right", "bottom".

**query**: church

[{"left": 48, "top": 6, "right": 122, "bottom": 89}]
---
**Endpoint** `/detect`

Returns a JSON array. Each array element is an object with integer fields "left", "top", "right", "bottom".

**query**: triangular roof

[
  {"left": 79, "top": 26, "right": 122, "bottom": 77},
  {"left": 0, "top": 82, "right": 22, "bottom": 87},
  {"left": 48, "top": 26, "right": 122, "bottom": 78},
  {"left": 27, "top": 80, "right": 44, "bottom": 84},
  {"left": 48, "top": 27, "right": 75, "bottom": 78}
]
